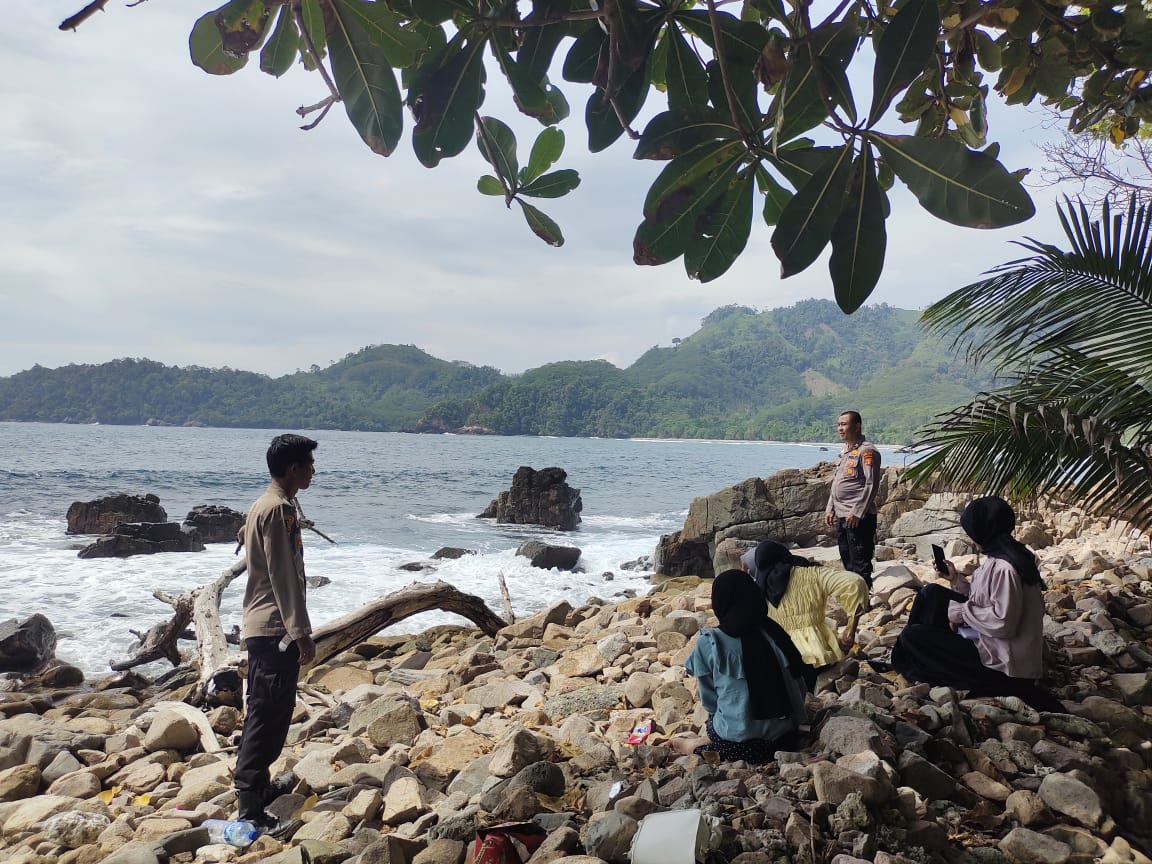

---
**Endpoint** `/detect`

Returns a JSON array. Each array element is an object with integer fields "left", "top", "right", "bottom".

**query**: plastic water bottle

[{"left": 202, "top": 819, "right": 259, "bottom": 848}]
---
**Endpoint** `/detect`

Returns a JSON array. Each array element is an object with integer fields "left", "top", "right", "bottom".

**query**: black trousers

[
  {"left": 235, "top": 636, "right": 300, "bottom": 796},
  {"left": 837, "top": 514, "right": 876, "bottom": 587},
  {"left": 892, "top": 584, "right": 1063, "bottom": 713}
]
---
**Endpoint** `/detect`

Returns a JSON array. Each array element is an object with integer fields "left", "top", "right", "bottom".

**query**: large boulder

[
  {"left": 517, "top": 541, "right": 581, "bottom": 571},
  {"left": 78, "top": 522, "right": 205, "bottom": 559},
  {"left": 479, "top": 466, "right": 582, "bottom": 530},
  {"left": 66, "top": 493, "right": 166, "bottom": 535},
  {"left": 181, "top": 504, "right": 245, "bottom": 544},
  {"left": 0, "top": 615, "right": 57, "bottom": 673},
  {"left": 653, "top": 530, "right": 713, "bottom": 579},
  {"left": 681, "top": 477, "right": 780, "bottom": 543}
]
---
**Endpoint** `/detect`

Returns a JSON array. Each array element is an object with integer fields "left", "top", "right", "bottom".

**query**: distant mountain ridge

[{"left": 0, "top": 300, "right": 989, "bottom": 444}]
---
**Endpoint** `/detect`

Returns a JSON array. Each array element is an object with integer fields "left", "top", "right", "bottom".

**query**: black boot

[
  {"left": 237, "top": 790, "right": 301, "bottom": 841},
  {"left": 237, "top": 789, "right": 266, "bottom": 822},
  {"left": 264, "top": 770, "right": 299, "bottom": 805}
]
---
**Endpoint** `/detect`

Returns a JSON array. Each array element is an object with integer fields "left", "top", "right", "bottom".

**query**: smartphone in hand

[{"left": 931, "top": 543, "right": 948, "bottom": 575}]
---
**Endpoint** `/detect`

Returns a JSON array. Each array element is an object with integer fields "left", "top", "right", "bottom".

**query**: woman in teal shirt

[{"left": 673, "top": 569, "right": 815, "bottom": 762}]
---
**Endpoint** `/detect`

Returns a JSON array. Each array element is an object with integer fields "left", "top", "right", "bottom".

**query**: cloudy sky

[{"left": 3, "top": 0, "right": 1076, "bottom": 378}]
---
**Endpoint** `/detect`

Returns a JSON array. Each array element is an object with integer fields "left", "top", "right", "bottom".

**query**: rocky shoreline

[{"left": 2, "top": 490, "right": 1152, "bottom": 864}]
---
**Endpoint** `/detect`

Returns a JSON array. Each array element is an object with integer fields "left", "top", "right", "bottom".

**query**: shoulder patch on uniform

[{"left": 862, "top": 451, "right": 874, "bottom": 466}]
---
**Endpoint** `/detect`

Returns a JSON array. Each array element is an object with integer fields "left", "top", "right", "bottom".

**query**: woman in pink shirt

[{"left": 891, "top": 496, "right": 1063, "bottom": 712}]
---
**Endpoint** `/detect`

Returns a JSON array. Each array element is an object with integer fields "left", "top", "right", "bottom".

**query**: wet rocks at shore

[
  {"left": 77, "top": 523, "right": 205, "bottom": 559},
  {"left": 181, "top": 506, "right": 246, "bottom": 545},
  {"left": 4, "top": 493, "right": 1152, "bottom": 864},
  {"left": 66, "top": 495, "right": 167, "bottom": 536}
]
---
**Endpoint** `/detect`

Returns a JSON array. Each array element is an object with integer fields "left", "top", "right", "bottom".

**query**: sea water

[{"left": 0, "top": 422, "right": 871, "bottom": 674}]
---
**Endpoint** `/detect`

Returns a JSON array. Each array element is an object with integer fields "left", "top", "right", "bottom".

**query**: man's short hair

[
  {"left": 839, "top": 410, "right": 862, "bottom": 427},
  {"left": 266, "top": 434, "right": 318, "bottom": 478}
]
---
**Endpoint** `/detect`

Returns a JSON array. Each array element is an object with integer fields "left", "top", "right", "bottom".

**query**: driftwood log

[
  {"left": 308, "top": 580, "right": 507, "bottom": 671},
  {"left": 111, "top": 566, "right": 508, "bottom": 705}
]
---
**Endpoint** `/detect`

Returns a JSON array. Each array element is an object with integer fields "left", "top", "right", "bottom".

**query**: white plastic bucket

[{"left": 629, "top": 808, "right": 708, "bottom": 864}]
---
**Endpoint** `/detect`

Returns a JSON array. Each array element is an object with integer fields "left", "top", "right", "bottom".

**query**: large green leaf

[
  {"left": 677, "top": 10, "right": 770, "bottom": 65},
  {"left": 586, "top": 63, "right": 651, "bottom": 152},
  {"left": 770, "top": 143, "right": 853, "bottom": 277},
  {"left": 634, "top": 141, "right": 746, "bottom": 265},
  {"left": 523, "top": 127, "right": 565, "bottom": 184},
  {"left": 260, "top": 5, "right": 298, "bottom": 77},
  {"left": 634, "top": 108, "right": 739, "bottom": 161},
  {"left": 685, "top": 168, "right": 756, "bottom": 281},
  {"left": 300, "top": 0, "right": 327, "bottom": 69},
  {"left": 331, "top": 0, "right": 425, "bottom": 67},
  {"left": 828, "top": 147, "right": 887, "bottom": 313},
  {"left": 665, "top": 25, "right": 709, "bottom": 111},
  {"left": 867, "top": 0, "right": 941, "bottom": 127},
  {"left": 492, "top": 43, "right": 566, "bottom": 124},
  {"left": 518, "top": 199, "right": 565, "bottom": 246},
  {"left": 327, "top": 0, "right": 404, "bottom": 156},
  {"left": 189, "top": 5, "right": 249, "bottom": 75},
  {"left": 476, "top": 116, "right": 518, "bottom": 187},
  {"left": 870, "top": 134, "right": 1035, "bottom": 227},
  {"left": 409, "top": 34, "right": 488, "bottom": 167},
  {"left": 767, "top": 21, "right": 860, "bottom": 144},
  {"left": 705, "top": 60, "right": 760, "bottom": 135},
  {"left": 519, "top": 169, "right": 582, "bottom": 198},
  {"left": 562, "top": 26, "right": 605, "bottom": 84},
  {"left": 757, "top": 165, "right": 792, "bottom": 226},
  {"left": 518, "top": 14, "right": 572, "bottom": 83},
  {"left": 765, "top": 144, "right": 840, "bottom": 189}
]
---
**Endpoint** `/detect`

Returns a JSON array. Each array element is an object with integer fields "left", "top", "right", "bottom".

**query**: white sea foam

[{"left": 0, "top": 423, "right": 829, "bottom": 677}]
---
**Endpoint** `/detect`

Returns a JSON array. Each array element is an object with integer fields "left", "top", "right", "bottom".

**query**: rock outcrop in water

[
  {"left": 77, "top": 522, "right": 205, "bottom": 559},
  {"left": 65, "top": 494, "right": 167, "bottom": 535},
  {"left": 181, "top": 505, "right": 245, "bottom": 545},
  {"left": 478, "top": 466, "right": 583, "bottom": 530},
  {"left": 0, "top": 615, "right": 56, "bottom": 674}
]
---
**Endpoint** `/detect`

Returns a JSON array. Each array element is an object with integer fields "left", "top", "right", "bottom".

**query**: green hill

[{"left": 0, "top": 301, "right": 990, "bottom": 443}]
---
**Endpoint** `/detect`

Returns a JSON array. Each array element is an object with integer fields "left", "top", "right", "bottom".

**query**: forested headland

[{"left": 0, "top": 300, "right": 989, "bottom": 444}]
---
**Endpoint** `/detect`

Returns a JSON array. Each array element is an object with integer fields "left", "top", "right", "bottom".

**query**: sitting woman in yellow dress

[{"left": 741, "top": 539, "right": 869, "bottom": 668}]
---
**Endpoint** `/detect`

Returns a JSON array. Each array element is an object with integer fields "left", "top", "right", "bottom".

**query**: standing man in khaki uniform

[
  {"left": 824, "top": 411, "right": 881, "bottom": 588},
  {"left": 234, "top": 434, "right": 318, "bottom": 833}
]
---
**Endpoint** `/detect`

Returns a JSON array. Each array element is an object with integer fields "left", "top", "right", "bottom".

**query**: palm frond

[{"left": 912, "top": 196, "right": 1152, "bottom": 530}]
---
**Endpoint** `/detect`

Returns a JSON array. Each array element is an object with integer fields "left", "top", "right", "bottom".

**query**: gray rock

[
  {"left": 819, "top": 715, "right": 893, "bottom": 760},
  {"left": 509, "top": 761, "right": 566, "bottom": 798},
  {"left": 896, "top": 750, "right": 955, "bottom": 800},
  {"left": 517, "top": 541, "right": 582, "bottom": 571},
  {"left": 811, "top": 763, "right": 890, "bottom": 806},
  {"left": 998, "top": 827, "right": 1070, "bottom": 864},
  {"left": 0, "top": 614, "right": 57, "bottom": 673},
  {"left": 490, "top": 729, "right": 545, "bottom": 778},
  {"left": 583, "top": 812, "right": 639, "bottom": 864},
  {"left": 143, "top": 709, "right": 200, "bottom": 752},
  {"left": 1037, "top": 772, "right": 1103, "bottom": 827},
  {"left": 412, "top": 838, "right": 465, "bottom": 864},
  {"left": 100, "top": 840, "right": 163, "bottom": 864},
  {"left": 543, "top": 685, "right": 622, "bottom": 721}
]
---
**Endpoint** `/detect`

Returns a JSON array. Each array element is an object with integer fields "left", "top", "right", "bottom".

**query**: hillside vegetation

[{"left": 0, "top": 301, "right": 989, "bottom": 444}]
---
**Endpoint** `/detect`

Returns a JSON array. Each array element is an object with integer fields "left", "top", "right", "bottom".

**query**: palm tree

[{"left": 906, "top": 197, "right": 1152, "bottom": 529}]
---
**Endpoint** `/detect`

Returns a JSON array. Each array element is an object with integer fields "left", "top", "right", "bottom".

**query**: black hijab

[
  {"left": 744, "top": 540, "right": 812, "bottom": 607},
  {"left": 712, "top": 569, "right": 815, "bottom": 718},
  {"left": 960, "top": 496, "right": 1043, "bottom": 587}
]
